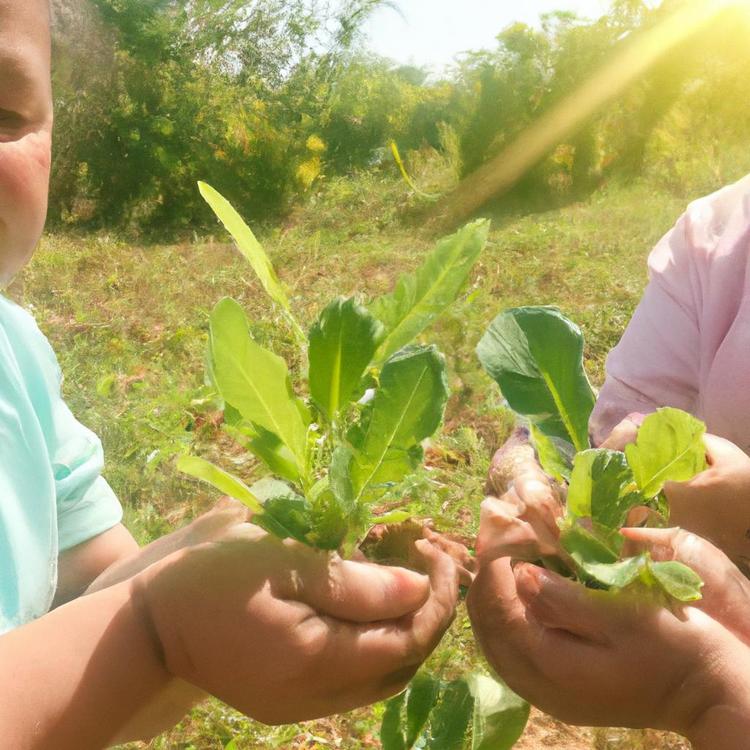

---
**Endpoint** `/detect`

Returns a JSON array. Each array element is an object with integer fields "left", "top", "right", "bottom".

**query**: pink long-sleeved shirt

[{"left": 590, "top": 174, "right": 750, "bottom": 453}]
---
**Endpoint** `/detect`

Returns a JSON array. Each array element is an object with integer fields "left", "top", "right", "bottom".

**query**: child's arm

[
  {"left": 52, "top": 523, "right": 139, "bottom": 607},
  {"left": 2, "top": 522, "right": 458, "bottom": 748}
]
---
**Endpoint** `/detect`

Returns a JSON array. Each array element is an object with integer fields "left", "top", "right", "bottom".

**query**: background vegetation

[
  {"left": 20, "top": 0, "right": 750, "bottom": 747},
  {"left": 50, "top": 0, "right": 750, "bottom": 234}
]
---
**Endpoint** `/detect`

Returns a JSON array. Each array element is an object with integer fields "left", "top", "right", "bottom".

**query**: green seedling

[
  {"left": 177, "top": 181, "right": 489, "bottom": 553},
  {"left": 477, "top": 305, "right": 707, "bottom": 601},
  {"left": 381, "top": 670, "right": 529, "bottom": 750}
]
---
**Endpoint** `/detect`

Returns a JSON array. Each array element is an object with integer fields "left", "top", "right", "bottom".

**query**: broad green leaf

[
  {"left": 405, "top": 672, "right": 440, "bottom": 747},
  {"left": 198, "top": 182, "right": 304, "bottom": 340},
  {"left": 371, "top": 220, "right": 489, "bottom": 362},
  {"left": 625, "top": 407, "right": 707, "bottom": 498},
  {"left": 649, "top": 560, "right": 704, "bottom": 602},
  {"left": 468, "top": 673, "right": 530, "bottom": 750},
  {"left": 577, "top": 554, "right": 647, "bottom": 589},
  {"left": 428, "top": 679, "right": 473, "bottom": 750},
  {"left": 210, "top": 297, "right": 308, "bottom": 468},
  {"left": 348, "top": 345, "right": 449, "bottom": 502},
  {"left": 529, "top": 424, "right": 573, "bottom": 482},
  {"left": 222, "top": 422, "right": 301, "bottom": 483},
  {"left": 567, "top": 449, "right": 643, "bottom": 529},
  {"left": 560, "top": 523, "right": 619, "bottom": 573},
  {"left": 176, "top": 455, "right": 263, "bottom": 513},
  {"left": 381, "top": 692, "right": 407, "bottom": 750},
  {"left": 308, "top": 297, "right": 383, "bottom": 422},
  {"left": 477, "top": 306, "right": 595, "bottom": 452}
]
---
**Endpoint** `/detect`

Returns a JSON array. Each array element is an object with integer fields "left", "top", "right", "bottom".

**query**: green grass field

[{"left": 10, "top": 168, "right": 715, "bottom": 749}]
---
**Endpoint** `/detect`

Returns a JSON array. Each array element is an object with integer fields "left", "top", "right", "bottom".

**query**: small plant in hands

[
  {"left": 178, "top": 181, "right": 489, "bottom": 555},
  {"left": 477, "top": 306, "right": 707, "bottom": 601}
]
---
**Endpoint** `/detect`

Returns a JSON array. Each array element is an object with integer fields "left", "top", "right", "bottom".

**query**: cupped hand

[
  {"left": 664, "top": 435, "right": 750, "bottom": 570},
  {"left": 136, "top": 522, "right": 459, "bottom": 725},
  {"left": 622, "top": 526, "right": 750, "bottom": 645},
  {"left": 466, "top": 553, "right": 750, "bottom": 742}
]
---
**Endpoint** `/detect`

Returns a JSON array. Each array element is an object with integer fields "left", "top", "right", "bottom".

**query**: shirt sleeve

[
  {"left": 52, "top": 395, "right": 123, "bottom": 552},
  {"left": 590, "top": 205, "right": 705, "bottom": 445},
  {"left": 29, "top": 323, "right": 124, "bottom": 552}
]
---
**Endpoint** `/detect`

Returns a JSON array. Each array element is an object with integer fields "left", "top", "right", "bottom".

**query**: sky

[{"left": 363, "top": 0, "right": 611, "bottom": 71}]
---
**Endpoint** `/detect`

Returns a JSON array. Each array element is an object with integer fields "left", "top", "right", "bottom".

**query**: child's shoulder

[{"left": 0, "top": 294, "right": 61, "bottom": 388}]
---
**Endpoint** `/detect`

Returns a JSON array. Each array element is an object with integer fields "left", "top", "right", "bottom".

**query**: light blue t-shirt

[{"left": 0, "top": 295, "right": 123, "bottom": 634}]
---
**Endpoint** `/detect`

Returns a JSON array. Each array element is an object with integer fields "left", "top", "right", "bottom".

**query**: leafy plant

[
  {"left": 381, "top": 671, "right": 529, "bottom": 750},
  {"left": 177, "top": 182, "right": 489, "bottom": 552},
  {"left": 478, "top": 305, "right": 707, "bottom": 602}
]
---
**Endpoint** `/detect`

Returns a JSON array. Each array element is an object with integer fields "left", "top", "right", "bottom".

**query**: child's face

[{"left": 0, "top": 0, "right": 52, "bottom": 285}]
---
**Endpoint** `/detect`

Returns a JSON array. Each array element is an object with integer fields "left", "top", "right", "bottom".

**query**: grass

[{"left": 8, "top": 161, "right": 727, "bottom": 749}]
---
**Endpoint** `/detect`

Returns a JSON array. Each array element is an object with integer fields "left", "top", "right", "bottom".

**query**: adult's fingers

[
  {"left": 408, "top": 539, "right": 460, "bottom": 654},
  {"left": 512, "top": 563, "right": 622, "bottom": 643},
  {"left": 703, "top": 433, "right": 748, "bottom": 466},
  {"left": 476, "top": 492, "right": 562, "bottom": 564},
  {"left": 476, "top": 495, "right": 546, "bottom": 563},
  {"left": 621, "top": 526, "right": 750, "bottom": 645},
  {"left": 599, "top": 413, "right": 644, "bottom": 451},
  {"left": 423, "top": 527, "right": 476, "bottom": 585}
]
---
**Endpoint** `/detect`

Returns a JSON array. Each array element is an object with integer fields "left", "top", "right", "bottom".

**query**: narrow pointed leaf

[
  {"left": 222, "top": 423, "right": 301, "bottom": 483},
  {"left": 468, "top": 674, "right": 530, "bottom": 750},
  {"left": 176, "top": 455, "right": 263, "bottom": 513},
  {"left": 625, "top": 407, "right": 707, "bottom": 498},
  {"left": 371, "top": 220, "right": 489, "bottom": 362},
  {"left": 210, "top": 297, "right": 308, "bottom": 467},
  {"left": 199, "top": 182, "right": 292, "bottom": 312},
  {"left": 308, "top": 297, "right": 383, "bottom": 422},
  {"left": 477, "top": 306, "right": 595, "bottom": 452},
  {"left": 348, "top": 345, "right": 449, "bottom": 502}
]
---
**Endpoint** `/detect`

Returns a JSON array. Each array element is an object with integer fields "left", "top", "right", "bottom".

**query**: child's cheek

[{"left": 0, "top": 129, "right": 51, "bottom": 279}]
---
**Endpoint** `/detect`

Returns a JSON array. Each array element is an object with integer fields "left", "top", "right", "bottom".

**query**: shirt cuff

[{"left": 57, "top": 475, "right": 124, "bottom": 552}]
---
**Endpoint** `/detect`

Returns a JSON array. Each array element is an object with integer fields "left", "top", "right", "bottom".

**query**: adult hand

[
  {"left": 466, "top": 534, "right": 750, "bottom": 748},
  {"left": 136, "top": 522, "right": 459, "bottom": 725},
  {"left": 665, "top": 435, "right": 750, "bottom": 571},
  {"left": 480, "top": 429, "right": 565, "bottom": 564},
  {"left": 622, "top": 526, "right": 750, "bottom": 645}
]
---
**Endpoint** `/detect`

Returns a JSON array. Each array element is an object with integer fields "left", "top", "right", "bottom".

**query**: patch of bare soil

[{"left": 514, "top": 711, "right": 692, "bottom": 750}]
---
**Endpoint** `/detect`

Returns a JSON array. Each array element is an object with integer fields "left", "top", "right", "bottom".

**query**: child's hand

[
  {"left": 466, "top": 544, "right": 750, "bottom": 747},
  {"left": 86, "top": 497, "right": 252, "bottom": 594},
  {"left": 136, "top": 523, "right": 459, "bottom": 724}
]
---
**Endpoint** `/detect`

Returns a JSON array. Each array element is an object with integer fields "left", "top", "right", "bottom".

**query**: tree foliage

[{"left": 49, "top": 0, "right": 750, "bottom": 233}]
